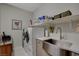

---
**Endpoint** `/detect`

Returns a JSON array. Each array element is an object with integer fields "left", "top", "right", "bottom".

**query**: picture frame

[{"left": 12, "top": 19, "right": 22, "bottom": 30}]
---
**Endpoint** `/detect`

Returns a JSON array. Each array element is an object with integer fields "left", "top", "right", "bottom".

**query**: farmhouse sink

[
  {"left": 43, "top": 39, "right": 72, "bottom": 56},
  {"left": 44, "top": 39, "right": 72, "bottom": 48},
  {"left": 43, "top": 39, "right": 72, "bottom": 55}
]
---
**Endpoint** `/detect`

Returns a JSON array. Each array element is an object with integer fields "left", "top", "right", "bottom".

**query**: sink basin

[{"left": 44, "top": 39, "right": 58, "bottom": 45}]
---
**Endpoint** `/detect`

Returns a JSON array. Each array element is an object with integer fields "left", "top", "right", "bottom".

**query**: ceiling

[{"left": 8, "top": 3, "right": 42, "bottom": 12}]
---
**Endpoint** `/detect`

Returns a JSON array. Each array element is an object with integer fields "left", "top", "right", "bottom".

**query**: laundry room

[{"left": 0, "top": 3, "right": 79, "bottom": 56}]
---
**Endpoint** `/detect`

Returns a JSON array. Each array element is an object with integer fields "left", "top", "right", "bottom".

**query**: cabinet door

[
  {"left": 0, "top": 44, "right": 12, "bottom": 56},
  {"left": 0, "top": 47, "right": 1, "bottom": 55},
  {"left": 0, "top": 45, "right": 6, "bottom": 56},
  {"left": 5, "top": 44, "right": 12, "bottom": 56}
]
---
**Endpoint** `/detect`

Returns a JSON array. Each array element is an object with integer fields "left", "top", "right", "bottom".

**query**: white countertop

[
  {"left": 36, "top": 37, "right": 59, "bottom": 41},
  {"left": 36, "top": 37, "right": 79, "bottom": 54},
  {"left": 0, "top": 41, "right": 12, "bottom": 46}
]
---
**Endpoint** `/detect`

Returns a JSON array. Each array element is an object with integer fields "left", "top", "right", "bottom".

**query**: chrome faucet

[{"left": 56, "top": 27, "right": 64, "bottom": 40}]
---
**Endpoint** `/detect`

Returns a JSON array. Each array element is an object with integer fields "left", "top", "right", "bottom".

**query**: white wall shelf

[{"left": 29, "top": 15, "right": 79, "bottom": 27}]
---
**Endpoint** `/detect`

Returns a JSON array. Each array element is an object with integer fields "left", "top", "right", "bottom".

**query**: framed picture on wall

[{"left": 12, "top": 19, "right": 22, "bottom": 30}]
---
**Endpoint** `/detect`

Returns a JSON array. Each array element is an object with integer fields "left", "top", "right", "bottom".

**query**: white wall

[
  {"left": 0, "top": 4, "right": 32, "bottom": 48},
  {"left": 0, "top": 6, "right": 1, "bottom": 32},
  {"left": 33, "top": 3, "right": 79, "bottom": 45}
]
